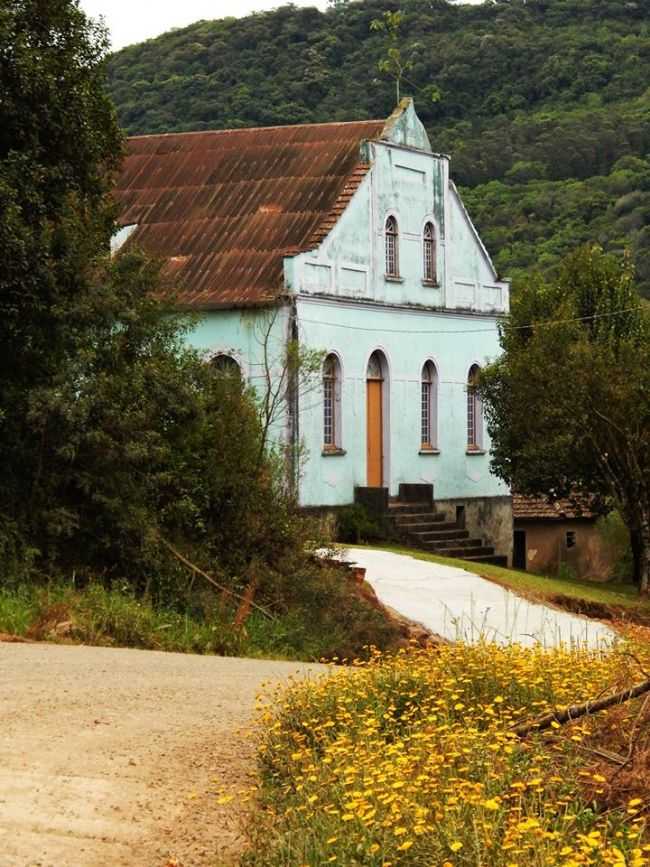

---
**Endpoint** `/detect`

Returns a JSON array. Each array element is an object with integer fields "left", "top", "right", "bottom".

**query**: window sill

[
  {"left": 384, "top": 275, "right": 404, "bottom": 283},
  {"left": 419, "top": 447, "right": 440, "bottom": 455},
  {"left": 322, "top": 447, "right": 346, "bottom": 457},
  {"left": 466, "top": 447, "right": 487, "bottom": 456},
  {"left": 421, "top": 279, "right": 439, "bottom": 288}
]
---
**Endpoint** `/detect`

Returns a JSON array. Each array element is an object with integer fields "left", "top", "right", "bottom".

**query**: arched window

[
  {"left": 323, "top": 354, "right": 341, "bottom": 449},
  {"left": 423, "top": 221, "right": 436, "bottom": 283},
  {"left": 212, "top": 354, "right": 241, "bottom": 379},
  {"left": 385, "top": 216, "right": 399, "bottom": 278},
  {"left": 421, "top": 361, "right": 438, "bottom": 450},
  {"left": 367, "top": 351, "right": 384, "bottom": 381},
  {"left": 467, "top": 364, "right": 483, "bottom": 450}
]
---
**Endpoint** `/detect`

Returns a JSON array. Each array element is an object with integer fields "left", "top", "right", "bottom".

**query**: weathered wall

[
  {"left": 285, "top": 100, "right": 509, "bottom": 315},
  {"left": 181, "top": 100, "right": 510, "bottom": 519},
  {"left": 185, "top": 305, "right": 291, "bottom": 442},
  {"left": 295, "top": 295, "right": 508, "bottom": 507},
  {"left": 517, "top": 519, "right": 615, "bottom": 580},
  {"left": 437, "top": 495, "right": 513, "bottom": 563}
]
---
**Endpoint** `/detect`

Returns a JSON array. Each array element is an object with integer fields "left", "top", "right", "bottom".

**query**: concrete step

[
  {"left": 390, "top": 512, "right": 447, "bottom": 526},
  {"left": 422, "top": 537, "right": 483, "bottom": 551},
  {"left": 394, "top": 521, "right": 459, "bottom": 534},
  {"left": 387, "top": 502, "right": 433, "bottom": 514},
  {"left": 398, "top": 520, "right": 458, "bottom": 531},
  {"left": 409, "top": 528, "right": 469, "bottom": 543},
  {"left": 435, "top": 545, "right": 495, "bottom": 558},
  {"left": 385, "top": 495, "right": 505, "bottom": 567}
]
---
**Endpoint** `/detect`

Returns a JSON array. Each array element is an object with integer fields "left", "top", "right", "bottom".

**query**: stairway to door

[{"left": 386, "top": 494, "right": 507, "bottom": 567}]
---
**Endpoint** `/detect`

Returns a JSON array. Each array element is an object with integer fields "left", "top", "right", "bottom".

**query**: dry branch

[
  {"left": 514, "top": 678, "right": 650, "bottom": 738},
  {"left": 160, "top": 537, "right": 277, "bottom": 622}
]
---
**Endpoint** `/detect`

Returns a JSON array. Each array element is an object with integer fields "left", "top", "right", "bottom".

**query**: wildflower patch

[{"left": 244, "top": 642, "right": 650, "bottom": 866}]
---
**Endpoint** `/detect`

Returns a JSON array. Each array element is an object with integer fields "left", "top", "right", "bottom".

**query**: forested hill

[{"left": 107, "top": 0, "right": 650, "bottom": 295}]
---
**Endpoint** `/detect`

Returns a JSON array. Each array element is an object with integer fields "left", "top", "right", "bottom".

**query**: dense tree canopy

[
  {"left": 106, "top": 0, "right": 650, "bottom": 295},
  {"left": 0, "top": 0, "right": 298, "bottom": 588},
  {"left": 479, "top": 246, "right": 650, "bottom": 593}
]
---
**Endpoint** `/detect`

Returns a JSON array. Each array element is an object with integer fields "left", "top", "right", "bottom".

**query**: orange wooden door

[{"left": 366, "top": 379, "right": 383, "bottom": 487}]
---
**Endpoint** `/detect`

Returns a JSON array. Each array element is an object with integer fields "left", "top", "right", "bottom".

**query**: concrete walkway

[{"left": 343, "top": 547, "right": 615, "bottom": 647}]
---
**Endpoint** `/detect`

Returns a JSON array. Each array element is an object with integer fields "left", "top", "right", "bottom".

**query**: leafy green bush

[
  {"left": 336, "top": 504, "right": 384, "bottom": 544},
  {"left": 596, "top": 510, "right": 634, "bottom": 582}
]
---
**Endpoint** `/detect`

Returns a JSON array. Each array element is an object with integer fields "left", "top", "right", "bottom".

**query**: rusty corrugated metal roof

[{"left": 113, "top": 119, "right": 386, "bottom": 308}]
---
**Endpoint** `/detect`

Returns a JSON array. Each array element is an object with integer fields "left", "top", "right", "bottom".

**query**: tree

[
  {"left": 0, "top": 2, "right": 300, "bottom": 588},
  {"left": 254, "top": 309, "right": 325, "bottom": 485},
  {"left": 370, "top": 11, "right": 412, "bottom": 104},
  {"left": 0, "top": 0, "right": 122, "bottom": 560},
  {"left": 479, "top": 245, "right": 650, "bottom": 594}
]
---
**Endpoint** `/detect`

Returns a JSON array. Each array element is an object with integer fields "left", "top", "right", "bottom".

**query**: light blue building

[{"left": 115, "top": 99, "right": 512, "bottom": 559}]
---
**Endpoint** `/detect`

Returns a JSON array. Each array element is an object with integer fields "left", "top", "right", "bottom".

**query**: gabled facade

[{"left": 115, "top": 100, "right": 513, "bottom": 560}]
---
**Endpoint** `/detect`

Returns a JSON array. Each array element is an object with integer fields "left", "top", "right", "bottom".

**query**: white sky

[{"left": 79, "top": 0, "right": 328, "bottom": 51}]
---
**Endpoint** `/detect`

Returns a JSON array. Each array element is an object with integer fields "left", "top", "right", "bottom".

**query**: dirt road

[{"left": 0, "top": 643, "right": 324, "bottom": 867}]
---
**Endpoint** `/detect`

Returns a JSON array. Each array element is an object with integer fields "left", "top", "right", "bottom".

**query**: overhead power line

[{"left": 298, "top": 306, "right": 643, "bottom": 337}]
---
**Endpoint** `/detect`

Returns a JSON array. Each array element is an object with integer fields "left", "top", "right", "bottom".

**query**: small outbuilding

[{"left": 512, "top": 494, "right": 614, "bottom": 580}]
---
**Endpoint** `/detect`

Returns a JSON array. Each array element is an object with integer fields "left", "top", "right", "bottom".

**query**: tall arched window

[
  {"left": 467, "top": 364, "right": 483, "bottom": 450},
  {"left": 423, "top": 221, "right": 436, "bottom": 283},
  {"left": 385, "top": 216, "right": 399, "bottom": 278},
  {"left": 212, "top": 354, "right": 241, "bottom": 379},
  {"left": 421, "top": 361, "right": 438, "bottom": 450},
  {"left": 323, "top": 354, "right": 341, "bottom": 449}
]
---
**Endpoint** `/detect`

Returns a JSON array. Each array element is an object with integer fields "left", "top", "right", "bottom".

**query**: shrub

[
  {"left": 596, "top": 510, "right": 634, "bottom": 582},
  {"left": 336, "top": 504, "right": 384, "bottom": 544}
]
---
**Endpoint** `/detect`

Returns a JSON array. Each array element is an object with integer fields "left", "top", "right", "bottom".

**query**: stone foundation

[{"left": 434, "top": 495, "right": 513, "bottom": 565}]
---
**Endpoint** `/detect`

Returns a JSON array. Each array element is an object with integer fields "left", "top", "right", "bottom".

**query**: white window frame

[
  {"left": 420, "top": 360, "right": 438, "bottom": 450},
  {"left": 385, "top": 215, "right": 399, "bottom": 278},
  {"left": 423, "top": 220, "right": 437, "bottom": 284},
  {"left": 323, "top": 353, "right": 342, "bottom": 450},
  {"left": 467, "top": 363, "right": 483, "bottom": 450}
]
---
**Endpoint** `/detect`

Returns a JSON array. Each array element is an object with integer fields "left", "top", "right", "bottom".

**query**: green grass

[
  {"left": 0, "top": 569, "right": 401, "bottom": 661},
  {"left": 350, "top": 544, "right": 650, "bottom": 617}
]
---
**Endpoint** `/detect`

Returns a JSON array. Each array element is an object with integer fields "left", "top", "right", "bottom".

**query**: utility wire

[{"left": 298, "top": 306, "right": 643, "bottom": 337}]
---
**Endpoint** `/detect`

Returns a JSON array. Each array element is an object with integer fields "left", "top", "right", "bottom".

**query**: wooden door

[
  {"left": 513, "top": 530, "right": 527, "bottom": 571},
  {"left": 367, "top": 379, "right": 383, "bottom": 487}
]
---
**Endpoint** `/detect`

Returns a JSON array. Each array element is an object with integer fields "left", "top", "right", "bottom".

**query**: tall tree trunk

[
  {"left": 639, "top": 514, "right": 650, "bottom": 596},
  {"left": 630, "top": 527, "right": 642, "bottom": 585}
]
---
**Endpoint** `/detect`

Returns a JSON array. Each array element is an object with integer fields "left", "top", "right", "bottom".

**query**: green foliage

[
  {"left": 0, "top": 560, "right": 401, "bottom": 661},
  {"left": 336, "top": 504, "right": 384, "bottom": 544},
  {"left": 556, "top": 562, "right": 578, "bottom": 584},
  {"left": 0, "top": 0, "right": 308, "bottom": 606},
  {"left": 0, "top": 0, "right": 402, "bottom": 655},
  {"left": 371, "top": 11, "right": 413, "bottom": 104},
  {"left": 479, "top": 245, "right": 650, "bottom": 593},
  {"left": 596, "top": 510, "right": 634, "bottom": 582},
  {"left": 107, "top": 0, "right": 650, "bottom": 296}
]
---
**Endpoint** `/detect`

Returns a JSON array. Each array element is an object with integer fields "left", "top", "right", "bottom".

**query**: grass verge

[
  {"left": 244, "top": 641, "right": 650, "bottom": 866},
  {"left": 352, "top": 543, "right": 650, "bottom": 625},
  {"left": 0, "top": 564, "right": 402, "bottom": 662}
]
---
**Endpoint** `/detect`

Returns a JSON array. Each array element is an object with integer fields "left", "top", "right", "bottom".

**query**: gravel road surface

[{"left": 0, "top": 643, "right": 324, "bottom": 867}]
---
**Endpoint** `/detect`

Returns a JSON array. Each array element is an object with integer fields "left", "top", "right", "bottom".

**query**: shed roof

[
  {"left": 512, "top": 493, "right": 598, "bottom": 522},
  {"left": 113, "top": 118, "right": 386, "bottom": 308}
]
